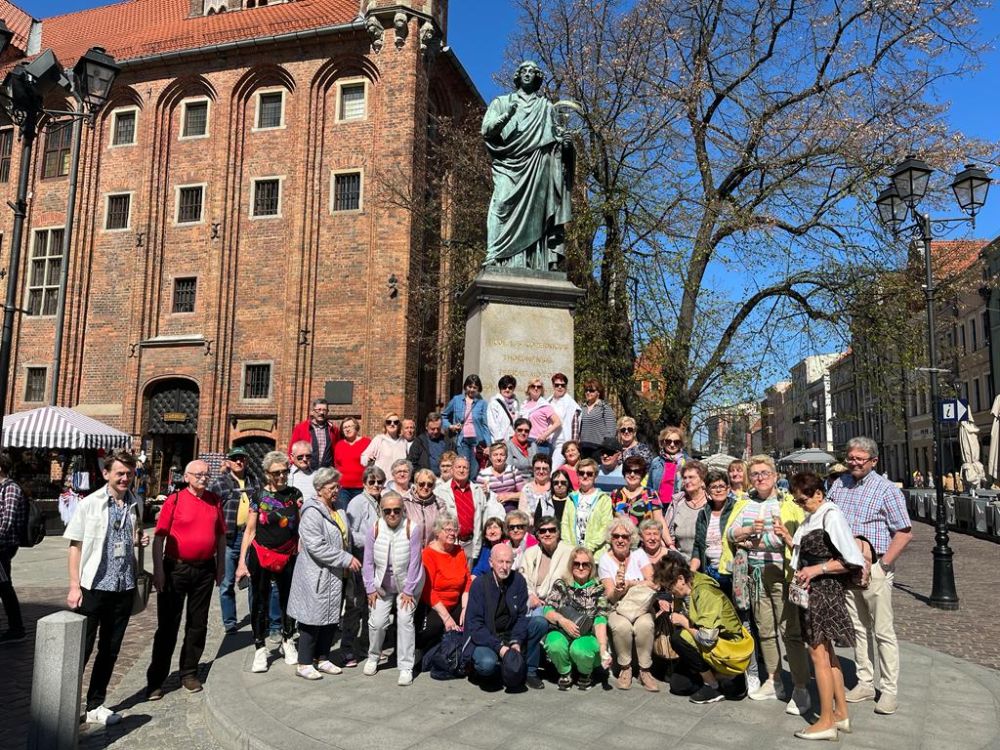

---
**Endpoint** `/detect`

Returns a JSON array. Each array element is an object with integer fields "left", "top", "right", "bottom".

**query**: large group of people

[{"left": 0, "top": 374, "right": 913, "bottom": 742}]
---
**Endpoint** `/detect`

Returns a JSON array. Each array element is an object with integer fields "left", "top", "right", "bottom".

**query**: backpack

[
  {"left": 421, "top": 630, "right": 470, "bottom": 680},
  {"left": 19, "top": 498, "right": 46, "bottom": 548}
]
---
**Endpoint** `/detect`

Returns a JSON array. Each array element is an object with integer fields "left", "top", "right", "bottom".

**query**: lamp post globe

[
  {"left": 73, "top": 46, "right": 121, "bottom": 114},
  {"left": 875, "top": 183, "right": 907, "bottom": 232},
  {"left": 890, "top": 155, "right": 933, "bottom": 209},
  {"left": 950, "top": 164, "right": 991, "bottom": 219}
]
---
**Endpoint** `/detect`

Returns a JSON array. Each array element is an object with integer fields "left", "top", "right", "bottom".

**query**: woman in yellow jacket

[
  {"left": 719, "top": 456, "right": 809, "bottom": 715},
  {"left": 560, "top": 459, "right": 613, "bottom": 563}
]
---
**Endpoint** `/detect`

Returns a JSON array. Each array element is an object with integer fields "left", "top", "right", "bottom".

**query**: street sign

[{"left": 938, "top": 398, "right": 970, "bottom": 423}]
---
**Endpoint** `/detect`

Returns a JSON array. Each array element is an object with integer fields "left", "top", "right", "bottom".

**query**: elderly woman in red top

[
  {"left": 417, "top": 511, "right": 471, "bottom": 650},
  {"left": 333, "top": 418, "right": 370, "bottom": 508}
]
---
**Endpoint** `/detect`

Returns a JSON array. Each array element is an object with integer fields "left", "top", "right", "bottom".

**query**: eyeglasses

[
  {"left": 501, "top": 385, "right": 515, "bottom": 391},
  {"left": 383, "top": 507, "right": 402, "bottom": 516},
  {"left": 709, "top": 484, "right": 729, "bottom": 492},
  {"left": 267, "top": 469, "right": 289, "bottom": 477},
  {"left": 619, "top": 427, "right": 635, "bottom": 434},
  {"left": 552, "top": 480, "right": 569, "bottom": 486},
  {"left": 229, "top": 456, "right": 246, "bottom": 463},
  {"left": 365, "top": 480, "right": 385, "bottom": 487},
  {"left": 385, "top": 419, "right": 400, "bottom": 426},
  {"left": 537, "top": 527, "right": 558, "bottom": 535},
  {"left": 188, "top": 472, "right": 211, "bottom": 479},
  {"left": 441, "top": 527, "right": 458, "bottom": 535},
  {"left": 553, "top": 382, "right": 567, "bottom": 388},
  {"left": 611, "top": 533, "right": 631, "bottom": 540},
  {"left": 528, "top": 384, "right": 543, "bottom": 390},
  {"left": 661, "top": 438, "right": 681, "bottom": 446},
  {"left": 750, "top": 471, "right": 773, "bottom": 479},
  {"left": 624, "top": 469, "right": 643, "bottom": 477},
  {"left": 846, "top": 456, "right": 874, "bottom": 465},
  {"left": 584, "top": 387, "right": 597, "bottom": 393},
  {"left": 416, "top": 481, "right": 435, "bottom": 488},
  {"left": 508, "top": 523, "right": 527, "bottom": 531},
  {"left": 572, "top": 561, "right": 592, "bottom": 569},
  {"left": 515, "top": 428, "right": 531, "bottom": 434},
  {"left": 578, "top": 470, "right": 595, "bottom": 478},
  {"left": 534, "top": 466, "right": 550, "bottom": 472},
  {"left": 293, "top": 453, "right": 312, "bottom": 460}
]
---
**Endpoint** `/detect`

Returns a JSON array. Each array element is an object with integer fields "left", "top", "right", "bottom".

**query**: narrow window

[
  {"left": 257, "top": 92, "right": 283, "bottom": 129},
  {"left": 112, "top": 111, "right": 137, "bottom": 146},
  {"left": 27, "top": 228, "right": 64, "bottom": 316},
  {"left": 42, "top": 123, "right": 73, "bottom": 178},
  {"left": 182, "top": 101, "right": 209, "bottom": 138},
  {"left": 332, "top": 172, "right": 361, "bottom": 211},
  {"left": 0, "top": 128, "right": 12, "bottom": 182},
  {"left": 105, "top": 194, "right": 131, "bottom": 230},
  {"left": 177, "top": 186, "right": 204, "bottom": 223},
  {"left": 339, "top": 83, "right": 366, "bottom": 121},
  {"left": 243, "top": 363, "right": 271, "bottom": 400},
  {"left": 252, "top": 179, "right": 280, "bottom": 217},
  {"left": 172, "top": 277, "right": 197, "bottom": 313},
  {"left": 24, "top": 368, "right": 46, "bottom": 402}
]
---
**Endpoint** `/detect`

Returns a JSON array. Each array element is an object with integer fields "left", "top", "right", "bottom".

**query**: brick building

[{"left": 0, "top": 0, "right": 478, "bottom": 488}]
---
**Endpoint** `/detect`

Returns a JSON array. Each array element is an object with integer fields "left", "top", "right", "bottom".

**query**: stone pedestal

[
  {"left": 460, "top": 268, "right": 585, "bottom": 393},
  {"left": 28, "top": 611, "right": 87, "bottom": 750}
]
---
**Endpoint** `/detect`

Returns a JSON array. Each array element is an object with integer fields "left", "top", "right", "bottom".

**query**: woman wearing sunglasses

[
  {"left": 549, "top": 468, "right": 573, "bottom": 524},
  {"left": 360, "top": 413, "right": 409, "bottom": 477},
  {"left": 648, "top": 426, "right": 688, "bottom": 503},
  {"left": 617, "top": 416, "right": 653, "bottom": 466},
  {"left": 560, "top": 458, "right": 613, "bottom": 563},
  {"left": 362, "top": 492, "right": 424, "bottom": 686},
  {"left": 542, "top": 547, "right": 612, "bottom": 690},
  {"left": 237, "top": 451, "right": 303, "bottom": 674},
  {"left": 577, "top": 378, "right": 617, "bottom": 461},
  {"left": 611, "top": 455, "right": 669, "bottom": 546},
  {"left": 403, "top": 469, "right": 440, "bottom": 547}
]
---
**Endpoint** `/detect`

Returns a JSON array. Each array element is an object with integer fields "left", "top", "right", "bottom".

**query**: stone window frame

[
  {"left": 174, "top": 182, "right": 207, "bottom": 225},
  {"left": 23, "top": 365, "right": 47, "bottom": 403},
  {"left": 330, "top": 168, "right": 364, "bottom": 214},
  {"left": 335, "top": 78, "right": 368, "bottom": 123},
  {"left": 249, "top": 175, "right": 284, "bottom": 219},
  {"left": 252, "top": 88, "right": 287, "bottom": 132},
  {"left": 102, "top": 191, "right": 134, "bottom": 232},
  {"left": 25, "top": 225, "right": 65, "bottom": 317},
  {"left": 179, "top": 97, "right": 211, "bottom": 140},
  {"left": 240, "top": 361, "right": 274, "bottom": 402},
  {"left": 109, "top": 106, "right": 139, "bottom": 148}
]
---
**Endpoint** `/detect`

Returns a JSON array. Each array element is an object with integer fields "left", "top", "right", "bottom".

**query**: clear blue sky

[{"left": 17, "top": 0, "right": 1000, "bottom": 235}]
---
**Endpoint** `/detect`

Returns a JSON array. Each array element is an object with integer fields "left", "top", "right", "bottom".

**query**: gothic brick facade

[{"left": 0, "top": 0, "right": 475, "bottom": 486}]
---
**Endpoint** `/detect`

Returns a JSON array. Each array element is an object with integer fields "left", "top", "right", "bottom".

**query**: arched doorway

[
  {"left": 233, "top": 436, "right": 275, "bottom": 486},
  {"left": 143, "top": 378, "right": 200, "bottom": 494}
]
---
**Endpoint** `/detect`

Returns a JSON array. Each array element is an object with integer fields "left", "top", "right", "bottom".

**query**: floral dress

[{"left": 797, "top": 529, "right": 856, "bottom": 648}]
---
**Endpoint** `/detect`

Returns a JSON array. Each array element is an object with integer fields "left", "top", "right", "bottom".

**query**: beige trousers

[
  {"left": 753, "top": 563, "right": 811, "bottom": 685},
  {"left": 607, "top": 611, "right": 654, "bottom": 669},
  {"left": 844, "top": 560, "right": 899, "bottom": 695}
]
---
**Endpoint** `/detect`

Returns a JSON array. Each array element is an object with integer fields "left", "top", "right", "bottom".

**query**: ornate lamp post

[
  {"left": 0, "top": 46, "right": 119, "bottom": 426},
  {"left": 874, "top": 155, "right": 992, "bottom": 611}
]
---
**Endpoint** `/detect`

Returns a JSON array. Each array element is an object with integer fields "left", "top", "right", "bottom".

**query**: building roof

[
  {"left": 929, "top": 239, "right": 989, "bottom": 280},
  {"left": 8, "top": 0, "right": 359, "bottom": 66},
  {"left": 0, "top": 0, "right": 33, "bottom": 52}
]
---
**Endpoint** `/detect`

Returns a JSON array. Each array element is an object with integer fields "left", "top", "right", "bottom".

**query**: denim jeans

[
  {"left": 458, "top": 437, "right": 480, "bottom": 481},
  {"left": 220, "top": 530, "right": 280, "bottom": 632},
  {"left": 337, "top": 487, "right": 363, "bottom": 511}
]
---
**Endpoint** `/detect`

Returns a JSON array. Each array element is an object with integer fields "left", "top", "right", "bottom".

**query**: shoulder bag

[{"left": 615, "top": 583, "right": 656, "bottom": 622}]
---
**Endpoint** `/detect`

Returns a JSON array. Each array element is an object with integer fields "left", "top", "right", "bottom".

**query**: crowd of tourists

[{"left": 0, "top": 373, "right": 912, "bottom": 742}]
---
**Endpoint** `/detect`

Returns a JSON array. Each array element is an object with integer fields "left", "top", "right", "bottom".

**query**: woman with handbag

[
  {"left": 788, "top": 472, "right": 865, "bottom": 742},
  {"left": 598, "top": 515, "right": 657, "bottom": 691},
  {"left": 287, "top": 468, "right": 361, "bottom": 680},
  {"left": 653, "top": 555, "right": 755, "bottom": 704},
  {"left": 236, "top": 451, "right": 304, "bottom": 674},
  {"left": 542, "top": 547, "right": 612, "bottom": 690}
]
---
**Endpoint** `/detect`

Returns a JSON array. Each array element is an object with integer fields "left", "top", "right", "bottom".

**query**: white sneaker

[
  {"left": 398, "top": 669, "right": 413, "bottom": 686},
  {"left": 296, "top": 665, "right": 323, "bottom": 680},
  {"left": 85, "top": 705, "right": 121, "bottom": 726},
  {"left": 785, "top": 687, "right": 811, "bottom": 716},
  {"left": 746, "top": 668, "right": 761, "bottom": 695},
  {"left": 748, "top": 678, "right": 777, "bottom": 701},
  {"left": 280, "top": 639, "right": 298, "bottom": 665},
  {"left": 362, "top": 658, "right": 379, "bottom": 676},
  {"left": 252, "top": 646, "right": 269, "bottom": 673},
  {"left": 316, "top": 660, "right": 343, "bottom": 675}
]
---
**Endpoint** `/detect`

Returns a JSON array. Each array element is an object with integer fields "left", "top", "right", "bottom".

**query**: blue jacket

[
  {"left": 463, "top": 569, "right": 530, "bottom": 660},
  {"left": 442, "top": 394, "right": 491, "bottom": 446},
  {"left": 648, "top": 452, "right": 687, "bottom": 496}
]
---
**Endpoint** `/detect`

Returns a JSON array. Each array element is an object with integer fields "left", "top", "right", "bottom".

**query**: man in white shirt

[
  {"left": 288, "top": 440, "right": 318, "bottom": 502},
  {"left": 547, "top": 372, "right": 580, "bottom": 470}
]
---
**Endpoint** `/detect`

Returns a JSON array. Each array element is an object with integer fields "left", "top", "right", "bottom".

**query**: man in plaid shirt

[
  {"left": 0, "top": 452, "right": 27, "bottom": 644},
  {"left": 828, "top": 436, "right": 912, "bottom": 717}
]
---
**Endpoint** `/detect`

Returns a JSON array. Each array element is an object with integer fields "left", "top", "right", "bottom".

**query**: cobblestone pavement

[
  {"left": 2, "top": 523, "right": 998, "bottom": 750},
  {"left": 890, "top": 521, "right": 1000, "bottom": 671}
]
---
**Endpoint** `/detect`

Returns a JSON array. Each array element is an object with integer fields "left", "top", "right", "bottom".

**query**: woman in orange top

[{"left": 417, "top": 511, "right": 471, "bottom": 650}]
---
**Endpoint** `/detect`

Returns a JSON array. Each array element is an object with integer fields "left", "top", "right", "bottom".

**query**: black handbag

[{"left": 556, "top": 604, "right": 594, "bottom": 636}]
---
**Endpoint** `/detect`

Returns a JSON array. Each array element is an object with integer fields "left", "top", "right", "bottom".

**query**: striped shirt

[
  {"left": 578, "top": 401, "right": 616, "bottom": 446},
  {"left": 828, "top": 471, "right": 911, "bottom": 556}
]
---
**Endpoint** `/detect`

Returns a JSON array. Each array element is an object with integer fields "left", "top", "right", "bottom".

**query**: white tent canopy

[
  {"left": 2, "top": 406, "right": 131, "bottom": 450},
  {"left": 702, "top": 453, "right": 740, "bottom": 470},
  {"left": 778, "top": 448, "right": 837, "bottom": 466}
]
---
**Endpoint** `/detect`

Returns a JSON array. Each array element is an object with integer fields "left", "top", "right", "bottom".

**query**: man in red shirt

[
  {"left": 145, "top": 460, "right": 226, "bottom": 698},
  {"left": 288, "top": 398, "right": 341, "bottom": 470}
]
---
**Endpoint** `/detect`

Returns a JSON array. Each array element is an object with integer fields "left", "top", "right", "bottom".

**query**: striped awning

[{"left": 2, "top": 406, "right": 132, "bottom": 450}]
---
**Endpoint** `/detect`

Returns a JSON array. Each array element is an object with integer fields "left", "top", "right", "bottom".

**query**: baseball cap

[{"left": 227, "top": 447, "right": 250, "bottom": 460}]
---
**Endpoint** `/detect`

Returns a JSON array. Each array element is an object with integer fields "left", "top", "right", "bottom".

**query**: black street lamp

[
  {"left": 0, "top": 47, "right": 119, "bottom": 428},
  {"left": 874, "top": 155, "right": 993, "bottom": 611}
]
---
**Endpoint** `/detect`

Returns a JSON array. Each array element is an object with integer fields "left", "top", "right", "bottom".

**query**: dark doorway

[{"left": 143, "top": 378, "right": 200, "bottom": 495}]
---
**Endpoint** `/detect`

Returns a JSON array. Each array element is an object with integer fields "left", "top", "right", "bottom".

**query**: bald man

[{"left": 146, "top": 460, "right": 226, "bottom": 699}]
